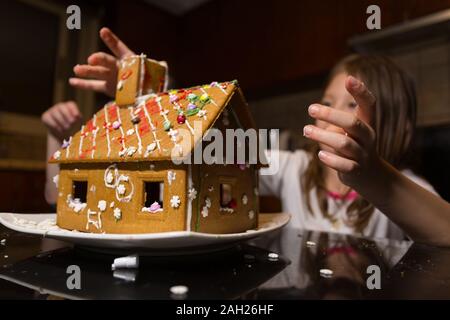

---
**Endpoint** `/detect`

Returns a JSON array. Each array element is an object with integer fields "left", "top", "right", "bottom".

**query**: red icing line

[
  {"left": 145, "top": 100, "right": 159, "bottom": 115},
  {"left": 120, "top": 69, "right": 132, "bottom": 80}
]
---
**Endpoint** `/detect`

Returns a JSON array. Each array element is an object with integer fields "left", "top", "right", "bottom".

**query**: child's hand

[
  {"left": 69, "top": 27, "right": 135, "bottom": 97},
  {"left": 41, "top": 101, "right": 82, "bottom": 142},
  {"left": 303, "top": 76, "right": 381, "bottom": 189}
]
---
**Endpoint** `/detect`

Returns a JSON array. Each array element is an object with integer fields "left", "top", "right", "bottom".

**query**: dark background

[{"left": 0, "top": 0, "right": 449, "bottom": 212}]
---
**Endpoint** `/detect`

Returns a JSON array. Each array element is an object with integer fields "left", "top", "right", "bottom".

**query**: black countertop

[{"left": 1, "top": 224, "right": 450, "bottom": 300}]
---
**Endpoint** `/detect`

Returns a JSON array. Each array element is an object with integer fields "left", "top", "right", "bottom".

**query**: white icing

[
  {"left": 170, "top": 195, "right": 181, "bottom": 208},
  {"left": 144, "top": 142, "right": 157, "bottom": 157},
  {"left": 242, "top": 194, "right": 248, "bottom": 205},
  {"left": 66, "top": 194, "right": 86, "bottom": 213},
  {"left": 78, "top": 125, "right": 85, "bottom": 156},
  {"left": 104, "top": 164, "right": 134, "bottom": 203},
  {"left": 167, "top": 171, "right": 176, "bottom": 186},
  {"left": 86, "top": 209, "right": 102, "bottom": 230},
  {"left": 141, "top": 99, "right": 161, "bottom": 151},
  {"left": 116, "top": 106, "right": 127, "bottom": 151},
  {"left": 104, "top": 164, "right": 118, "bottom": 188},
  {"left": 208, "top": 185, "right": 214, "bottom": 192},
  {"left": 53, "top": 150, "right": 61, "bottom": 160},
  {"left": 91, "top": 114, "right": 98, "bottom": 158},
  {"left": 65, "top": 136, "right": 72, "bottom": 158},
  {"left": 113, "top": 207, "right": 122, "bottom": 221},
  {"left": 126, "top": 128, "right": 135, "bottom": 136},
  {"left": 248, "top": 210, "right": 255, "bottom": 219},
  {"left": 138, "top": 53, "right": 146, "bottom": 96},
  {"left": 104, "top": 105, "right": 112, "bottom": 157},
  {"left": 128, "top": 107, "right": 142, "bottom": 155},
  {"left": 90, "top": 185, "right": 96, "bottom": 192},
  {"left": 117, "top": 80, "right": 123, "bottom": 91},
  {"left": 201, "top": 197, "right": 211, "bottom": 218},
  {"left": 126, "top": 146, "right": 137, "bottom": 156},
  {"left": 198, "top": 109, "right": 207, "bottom": 120},
  {"left": 186, "top": 165, "right": 193, "bottom": 231},
  {"left": 52, "top": 174, "right": 59, "bottom": 187},
  {"left": 115, "top": 175, "right": 134, "bottom": 203},
  {"left": 110, "top": 201, "right": 115, "bottom": 208},
  {"left": 97, "top": 200, "right": 107, "bottom": 211},
  {"left": 117, "top": 184, "right": 126, "bottom": 195},
  {"left": 219, "top": 207, "right": 234, "bottom": 214}
]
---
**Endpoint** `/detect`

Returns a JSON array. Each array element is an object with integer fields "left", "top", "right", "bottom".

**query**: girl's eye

[
  {"left": 321, "top": 100, "right": 332, "bottom": 107},
  {"left": 349, "top": 102, "right": 358, "bottom": 109}
]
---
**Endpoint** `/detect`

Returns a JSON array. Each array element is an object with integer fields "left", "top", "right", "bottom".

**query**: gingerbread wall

[
  {"left": 190, "top": 163, "right": 259, "bottom": 234},
  {"left": 57, "top": 162, "right": 188, "bottom": 234}
]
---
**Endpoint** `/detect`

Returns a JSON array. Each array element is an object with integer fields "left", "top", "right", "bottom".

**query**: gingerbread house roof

[{"left": 50, "top": 81, "right": 260, "bottom": 164}]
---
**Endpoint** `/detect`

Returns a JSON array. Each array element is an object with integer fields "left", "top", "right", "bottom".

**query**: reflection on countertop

[{"left": 1, "top": 224, "right": 450, "bottom": 299}]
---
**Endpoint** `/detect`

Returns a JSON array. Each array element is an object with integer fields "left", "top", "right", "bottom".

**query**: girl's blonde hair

[{"left": 302, "top": 54, "right": 417, "bottom": 233}]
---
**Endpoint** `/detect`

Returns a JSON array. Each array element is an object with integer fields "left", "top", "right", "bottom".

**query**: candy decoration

[
  {"left": 177, "top": 114, "right": 186, "bottom": 124},
  {"left": 131, "top": 116, "right": 141, "bottom": 124},
  {"left": 112, "top": 121, "right": 121, "bottom": 130},
  {"left": 163, "top": 119, "right": 172, "bottom": 131},
  {"left": 187, "top": 93, "right": 198, "bottom": 103},
  {"left": 61, "top": 139, "right": 71, "bottom": 149}
]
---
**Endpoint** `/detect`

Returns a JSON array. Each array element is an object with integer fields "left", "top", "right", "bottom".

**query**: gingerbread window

[
  {"left": 219, "top": 178, "right": 237, "bottom": 213},
  {"left": 142, "top": 181, "right": 164, "bottom": 213},
  {"left": 72, "top": 180, "right": 87, "bottom": 203}
]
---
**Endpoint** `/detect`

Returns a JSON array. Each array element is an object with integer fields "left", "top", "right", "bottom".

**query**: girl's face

[{"left": 318, "top": 72, "right": 372, "bottom": 152}]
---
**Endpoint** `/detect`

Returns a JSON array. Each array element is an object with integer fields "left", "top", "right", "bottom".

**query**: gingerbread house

[{"left": 49, "top": 56, "right": 261, "bottom": 234}]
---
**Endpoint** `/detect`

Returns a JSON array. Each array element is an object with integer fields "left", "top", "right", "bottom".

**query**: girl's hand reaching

[
  {"left": 41, "top": 101, "right": 82, "bottom": 142},
  {"left": 69, "top": 27, "right": 135, "bottom": 97},
  {"left": 303, "top": 76, "right": 381, "bottom": 190}
]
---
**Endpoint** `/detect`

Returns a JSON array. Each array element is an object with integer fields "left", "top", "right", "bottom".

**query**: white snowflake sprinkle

[
  {"left": 113, "top": 207, "right": 122, "bottom": 221},
  {"left": 53, "top": 150, "right": 61, "bottom": 160},
  {"left": 170, "top": 195, "right": 181, "bottom": 208},
  {"left": 98, "top": 200, "right": 107, "bottom": 212},
  {"left": 188, "top": 188, "right": 197, "bottom": 201},
  {"left": 117, "top": 184, "right": 126, "bottom": 195},
  {"left": 126, "top": 129, "right": 135, "bottom": 136}
]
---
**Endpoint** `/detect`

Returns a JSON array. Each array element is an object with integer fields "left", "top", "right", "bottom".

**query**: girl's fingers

[
  {"left": 42, "top": 112, "right": 63, "bottom": 132},
  {"left": 99, "top": 27, "right": 134, "bottom": 59},
  {"left": 65, "top": 101, "right": 82, "bottom": 119},
  {"left": 87, "top": 52, "right": 117, "bottom": 70},
  {"left": 303, "top": 125, "right": 363, "bottom": 160},
  {"left": 318, "top": 150, "right": 360, "bottom": 173},
  {"left": 69, "top": 78, "right": 108, "bottom": 94},
  {"left": 345, "top": 76, "right": 376, "bottom": 114},
  {"left": 308, "top": 104, "right": 374, "bottom": 145},
  {"left": 49, "top": 108, "right": 68, "bottom": 130},
  {"left": 57, "top": 104, "right": 75, "bottom": 126},
  {"left": 73, "top": 64, "right": 111, "bottom": 80}
]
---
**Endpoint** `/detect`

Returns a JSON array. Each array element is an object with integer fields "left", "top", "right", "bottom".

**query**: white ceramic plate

[{"left": 0, "top": 212, "right": 290, "bottom": 254}]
